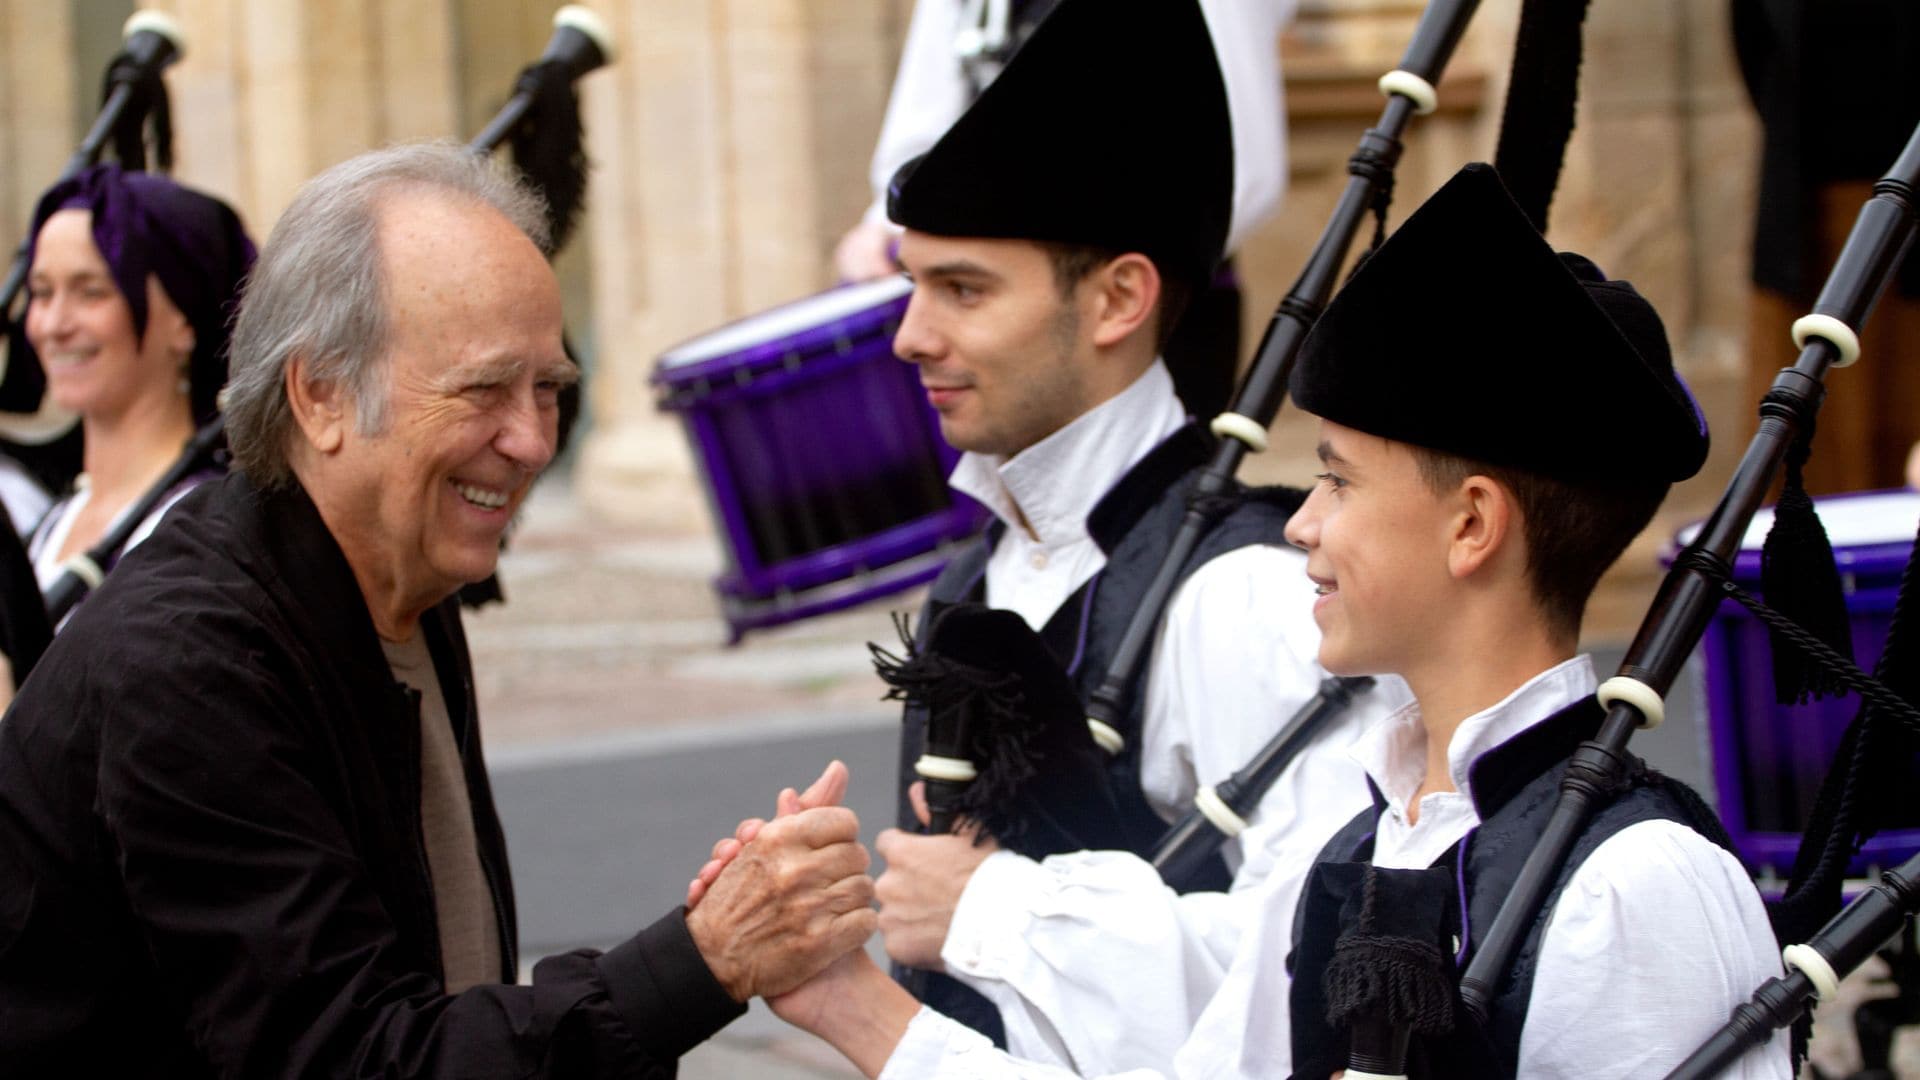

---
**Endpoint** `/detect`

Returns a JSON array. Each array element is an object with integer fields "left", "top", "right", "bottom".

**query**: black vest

[
  {"left": 897, "top": 423, "right": 1302, "bottom": 1043},
  {"left": 1287, "top": 696, "right": 1738, "bottom": 1079}
]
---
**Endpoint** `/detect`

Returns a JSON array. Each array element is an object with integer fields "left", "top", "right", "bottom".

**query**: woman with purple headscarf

[{"left": 18, "top": 163, "right": 255, "bottom": 626}]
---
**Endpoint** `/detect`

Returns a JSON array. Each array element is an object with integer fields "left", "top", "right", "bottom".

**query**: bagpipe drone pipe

[
  {"left": 1457, "top": 117, "right": 1920, "bottom": 1078},
  {"left": 0, "top": 11, "right": 187, "bottom": 494},
  {"left": 1658, "top": 117, "right": 1920, "bottom": 1076},
  {"left": 35, "top": 5, "right": 616, "bottom": 624}
]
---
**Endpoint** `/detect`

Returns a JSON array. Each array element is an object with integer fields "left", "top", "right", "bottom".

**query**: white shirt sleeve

[
  {"left": 863, "top": 0, "right": 971, "bottom": 226},
  {"left": 938, "top": 544, "right": 1388, "bottom": 1076},
  {"left": 1520, "top": 819, "right": 1794, "bottom": 1079},
  {"left": 1198, "top": 0, "right": 1297, "bottom": 253},
  {"left": 882, "top": 1005, "right": 1170, "bottom": 1080}
]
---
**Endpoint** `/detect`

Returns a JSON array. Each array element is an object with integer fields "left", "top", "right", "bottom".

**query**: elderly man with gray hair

[{"left": 0, "top": 142, "right": 875, "bottom": 1077}]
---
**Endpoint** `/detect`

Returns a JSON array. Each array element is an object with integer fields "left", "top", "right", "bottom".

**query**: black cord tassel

[
  {"left": 101, "top": 51, "right": 173, "bottom": 173},
  {"left": 870, "top": 608, "right": 1044, "bottom": 846},
  {"left": 1491, "top": 0, "right": 1592, "bottom": 232},
  {"left": 508, "top": 58, "right": 590, "bottom": 253},
  {"left": 1759, "top": 414, "right": 1855, "bottom": 703},
  {"left": 1323, "top": 867, "right": 1457, "bottom": 1039}
]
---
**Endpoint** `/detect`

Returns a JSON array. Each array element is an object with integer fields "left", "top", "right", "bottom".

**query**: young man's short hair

[
  {"left": 1038, "top": 241, "right": 1194, "bottom": 352},
  {"left": 1407, "top": 447, "right": 1670, "bottom": 641}
]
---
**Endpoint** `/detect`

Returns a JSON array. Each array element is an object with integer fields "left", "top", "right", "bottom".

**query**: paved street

[{"left": 470, "top": 483, "right": 1916, "bottom": 1078}]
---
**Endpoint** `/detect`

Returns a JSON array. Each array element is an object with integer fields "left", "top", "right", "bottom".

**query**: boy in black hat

[
  {"left": 840, "top": 0, "right": 1403, "bottom": 1070},
  {"left": 1277, "top": 164, "right": 1790, "bottom": 1078}
]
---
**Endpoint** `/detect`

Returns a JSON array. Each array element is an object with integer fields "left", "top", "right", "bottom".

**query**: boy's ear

[{"left": 1446, "top": 474, "right": 1515, "bottom": 580}]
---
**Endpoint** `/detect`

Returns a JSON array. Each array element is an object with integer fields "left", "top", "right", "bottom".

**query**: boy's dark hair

[
  {"left": 1039, "top": 241, "right": 1194, "bottom": 352},
  {"left": 1408, "top": 447, "right": 1670, "bottom": 641}
]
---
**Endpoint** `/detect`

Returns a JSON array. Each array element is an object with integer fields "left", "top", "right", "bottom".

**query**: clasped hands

[{"left": 685, "top": 768, "right": 999, "bottom": 1024}]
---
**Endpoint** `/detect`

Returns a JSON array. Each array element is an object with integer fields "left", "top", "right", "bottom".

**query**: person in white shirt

[
  {"left": 740, "top": 165, "right": 1791, "bottom": 1080},
  {"left": 687, "top": 2, "right": 1403, "bottom": 1076},
  {"left": 1273, "top": 163, "right": 1789, "bottom": 1078},
  {"left": 833, "top": 0, "right": 1296, "bottom": 421}
]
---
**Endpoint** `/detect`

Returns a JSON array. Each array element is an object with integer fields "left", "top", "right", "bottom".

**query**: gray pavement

[{"left": 472, "top": 483, "right": 1916, "bottom": 1078}]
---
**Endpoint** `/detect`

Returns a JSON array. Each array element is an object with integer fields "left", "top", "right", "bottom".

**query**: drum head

[{"left": 655, "top": 277, "right": 913, "bottom": 380}]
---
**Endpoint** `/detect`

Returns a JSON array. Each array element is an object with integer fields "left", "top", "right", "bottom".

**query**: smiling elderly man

[{"left": 0, "top": 143, "right": 874, "bottom": 1077}]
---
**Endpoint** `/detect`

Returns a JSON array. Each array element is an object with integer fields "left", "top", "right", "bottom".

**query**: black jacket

[{"left": 0, "top": 472, "right": 742, "bottom": 1076}]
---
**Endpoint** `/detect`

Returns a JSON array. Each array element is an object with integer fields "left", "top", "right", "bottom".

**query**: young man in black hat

[
  {"left": 832, "top": 0, "right": 1296, "bottom": 422},
  {"left": 839, "top": 0, "right": 1403, "bottom": 1071},
  {"left": 1273, "top": 163, "right": 1790, "bottom": 1078}
]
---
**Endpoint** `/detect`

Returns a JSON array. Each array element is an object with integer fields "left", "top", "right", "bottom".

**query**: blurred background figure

[
  {"left": 16, "top": 163, "right": 254, "bottom": 619},
  {"left": 833, "top": 0, "right": 1298, "bottom": 422},
  {"left": 1735, "top": 0, "right": 1920, "bottom": 494}
]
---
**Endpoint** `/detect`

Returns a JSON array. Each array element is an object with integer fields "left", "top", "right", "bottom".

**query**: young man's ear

[
  {"left": 1446, "top": 474, "right": 1516, "bottom": 581},
  {"left": 1089, "top": 252, "right": 1162, "bottom": 348},
  {"left": 284, "top": 356, "right": 349, "bottom": 456}
]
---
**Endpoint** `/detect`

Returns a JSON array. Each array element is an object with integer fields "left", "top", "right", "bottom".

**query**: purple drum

[
  {"left": 1679, "top": 489, "right": 1920, "bottom": 879},
  {"left": 653, "top": 278, "right": 986, "bottom": 641}
]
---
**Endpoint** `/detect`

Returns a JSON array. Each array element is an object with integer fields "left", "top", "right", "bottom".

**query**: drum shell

[
  {"left": 654, "top": 282, "right": 986, "bottom": 640},
  {"left": 1680, "top": 489, "right": 1920, "bottom": 879}
]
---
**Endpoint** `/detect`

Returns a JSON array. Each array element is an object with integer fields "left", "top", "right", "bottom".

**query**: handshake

[{"left": 681, "top": 760, "right": 994, "bottom": 1075}]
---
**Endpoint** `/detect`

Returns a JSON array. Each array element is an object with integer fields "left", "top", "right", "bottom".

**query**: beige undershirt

[{"left": 382, "top": 633, "right": 501, "bottom": 994}]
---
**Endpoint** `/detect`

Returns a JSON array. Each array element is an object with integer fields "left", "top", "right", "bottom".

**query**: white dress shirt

[
  {"left": 880, "top": 656, "right": 1791, "bottom": 1079},
  {"left": 918, "top": 361, "right": 1401, "bottom": 1075},
  {"left": 29, "top": 476, "right": 206, "bottom": 630},
  {"left": 863, "top": 0, "right": 1296, "bottom": 254}
]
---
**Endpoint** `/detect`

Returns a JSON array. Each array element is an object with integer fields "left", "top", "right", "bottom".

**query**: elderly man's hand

[
  {"left": 687, "top": 761, "right": 849, "bottom": 909},
  {"left": 685, "top": 801, "right": 875, "bottom": 1002},
  {"left": 872, "top": 782, "right": 999, "bottom": 972}
]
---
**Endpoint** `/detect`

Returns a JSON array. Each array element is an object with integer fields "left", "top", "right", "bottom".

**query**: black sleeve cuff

[{"left": 596, "top": 907, "right": 746, "bottom": 1060}]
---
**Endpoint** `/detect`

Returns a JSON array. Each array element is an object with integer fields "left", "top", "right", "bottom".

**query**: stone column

[
  {"left": 574, "top": 0, "right": 897, "bottom": 528},
  {"left": 138, "top": 0, "right": 459, "bottom": 230},
  {"left": 0, "top": 0, "right": 79, "bottom": 257}
]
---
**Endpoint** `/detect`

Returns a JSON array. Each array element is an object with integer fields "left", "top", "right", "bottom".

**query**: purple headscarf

[{"left": 19, "top": 164, "right": 256, "bottom": 425}]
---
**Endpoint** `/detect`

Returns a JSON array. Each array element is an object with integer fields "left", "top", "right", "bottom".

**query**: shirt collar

[
  {"left": 949, "top": 361, "right": 1185, "bottom": 545},
  {"left": 1352, "top": 654, "right": 1598, "bottom": 816}
]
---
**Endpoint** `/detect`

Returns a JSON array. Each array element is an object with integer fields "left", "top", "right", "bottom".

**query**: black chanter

[
  {"left": 1149, "top": 674, "right": 1372, "bottom": 884},
  {"left": 0, "top": 12, "right": 185, "bottom": 321},
  {"left": 1664, "top": 852, "right": 1920, "bottom": 1079},
  {"left": 39, "top": 5, "right": 617, "bottom": 623},
  {"left": 40, "top": 418, "right": 223, "bottom": 623},
  {"left": 1455, "top": 119, "right": 1920, "bottom": 1034},
  {"left": 1077, "top": 0, "right": 1480, "bottom": 838}
]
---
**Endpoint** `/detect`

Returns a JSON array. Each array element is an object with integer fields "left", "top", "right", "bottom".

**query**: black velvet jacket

[{"left": 0, "top": 471, "right": 742, "bottom": 1076}]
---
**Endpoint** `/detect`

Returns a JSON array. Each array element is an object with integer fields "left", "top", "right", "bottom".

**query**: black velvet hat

[
  {"left": 885, "top": 0, "right": 1232, "bottom": 285},
  {"left": 1290, "top": 164, "right": 1709, "bottom": 484}
]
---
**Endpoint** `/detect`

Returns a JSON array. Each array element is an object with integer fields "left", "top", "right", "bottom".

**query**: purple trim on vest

[
  {"left": 1063, "top": 571, "right": 1103, "bottom": 677},
  {"left": 1453, "top": 830, "right": 1476, "bottom": 966}
]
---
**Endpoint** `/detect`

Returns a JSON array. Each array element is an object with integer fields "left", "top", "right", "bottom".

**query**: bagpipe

[
  {"left": 1647, "top": 121, "right": 1920, "bottom": 1079},
  {"left": 34, "top": 6, "right": 615, "bottom": 624}
]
